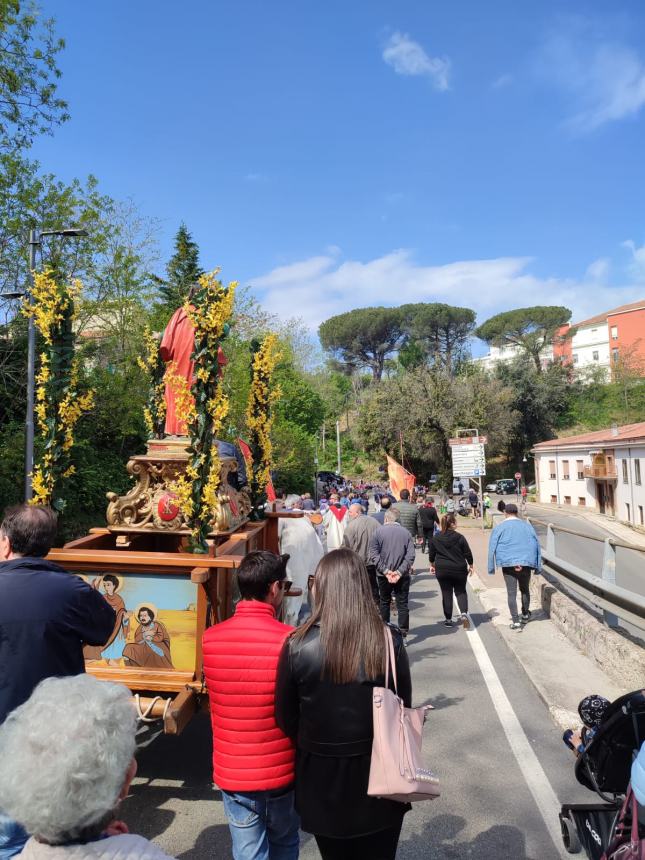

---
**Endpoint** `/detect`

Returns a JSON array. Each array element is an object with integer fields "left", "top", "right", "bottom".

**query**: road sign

[
  {"left": 451, "top": 442, "right": 486, "bottom": 477},
  {"left": 449, "top": 435, "right": 487, "bottom": 446},
  {"left": 515, "top": 472, "right": 521, "bottom": 479}
]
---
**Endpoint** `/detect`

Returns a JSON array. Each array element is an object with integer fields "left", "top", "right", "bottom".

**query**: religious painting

[{"left": 82, "top": 572, "right": 198, "bottom": 672}]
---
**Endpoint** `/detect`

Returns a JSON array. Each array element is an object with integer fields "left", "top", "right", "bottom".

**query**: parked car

[
  {"left": 496, "top": 478, "right": 518, "bottom": 495},
  {"left": 317, "top": 470, "right": 344, "bottom": 485},
  {"left": 485, "top": 481, "right": 499, "bottom": 492}
]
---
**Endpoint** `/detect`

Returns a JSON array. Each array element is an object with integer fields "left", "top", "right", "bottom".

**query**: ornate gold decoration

[{"left": 106, "top": 438, "right": 251, "bottom": 536}]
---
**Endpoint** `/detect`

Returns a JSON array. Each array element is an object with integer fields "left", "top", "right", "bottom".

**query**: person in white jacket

[
  {"left": 0, "top": 675, "right": 174, "bottom": 859},
  {"left": 280, "top": 496, "right": 324, "bottom": 625}
]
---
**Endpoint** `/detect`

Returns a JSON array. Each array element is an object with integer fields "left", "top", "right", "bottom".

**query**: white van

[{"left": 452, "top": 477, "right": 469, "bottom": 495}]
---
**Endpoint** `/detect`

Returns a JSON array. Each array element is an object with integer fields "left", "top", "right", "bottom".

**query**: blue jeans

[
  {"left": 222, "top": 787, "right": 300, "bottom": 860},
  {"left": 0, "top": 813, "right": 28, "bottom": 859}
]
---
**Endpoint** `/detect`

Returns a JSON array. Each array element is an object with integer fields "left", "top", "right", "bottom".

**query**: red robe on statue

[{"left": 159, "top": 307, "right": 227, "bottom": 436}]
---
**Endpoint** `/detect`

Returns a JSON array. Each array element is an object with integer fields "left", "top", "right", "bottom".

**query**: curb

[{"left": 471, "top": 582, "right": 579, "bottom": 730}]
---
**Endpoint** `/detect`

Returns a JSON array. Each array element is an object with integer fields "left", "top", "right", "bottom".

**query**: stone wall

[{"left": 531, "top": 571, "right": 645, "bottom": 690}]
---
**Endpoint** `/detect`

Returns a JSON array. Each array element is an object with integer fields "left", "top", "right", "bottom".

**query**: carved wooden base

[{"left": 106, "top": 437, "right": 251, "bottom": 536}]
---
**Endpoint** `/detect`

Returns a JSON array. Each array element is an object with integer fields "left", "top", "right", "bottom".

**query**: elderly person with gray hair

[
  {"left": 0, "top": 675, "right": 174, "bottom": 859},
  {"left": 342, "top": 503, "right": 379, "bottom": 603},
  {"left": 370, "top": 508, "right": 416, "bottom": 641}
]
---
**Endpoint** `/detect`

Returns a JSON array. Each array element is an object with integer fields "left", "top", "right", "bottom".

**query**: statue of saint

[{"left": 159, "top": 305, "right": 226, "bottom": 436}]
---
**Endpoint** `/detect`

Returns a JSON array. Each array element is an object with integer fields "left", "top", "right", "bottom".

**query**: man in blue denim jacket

[{"left": 488, "top": 504, "right": 541, "bottom": 630}]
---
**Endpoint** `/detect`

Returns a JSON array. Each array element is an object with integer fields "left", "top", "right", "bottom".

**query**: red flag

[
  {"left": 237, "top": 437, "right": 253, "bottom": 468},
  {"left": 238, "top": 437, "right": 276, "bottom": 501},
  {"left": 386, "top": 455, "right": 416, "bottom": 501}
]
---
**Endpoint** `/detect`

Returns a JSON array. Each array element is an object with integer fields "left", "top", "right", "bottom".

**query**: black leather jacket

[{"left": 275, "top": 623, "right": 412, "bottom": 757}]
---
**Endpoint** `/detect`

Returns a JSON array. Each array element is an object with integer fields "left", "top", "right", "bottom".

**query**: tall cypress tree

[{"left": 158, "top": 223, "right": 203, "bottom": 310}]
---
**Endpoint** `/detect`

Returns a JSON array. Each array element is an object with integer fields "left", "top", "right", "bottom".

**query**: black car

[{"left": 317, "top": 470, "right": 343, "bottom": 484}]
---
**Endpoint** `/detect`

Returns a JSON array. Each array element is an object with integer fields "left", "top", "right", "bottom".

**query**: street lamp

[{"left": 11, "top": 228, "right": 89, "bottom": 501}]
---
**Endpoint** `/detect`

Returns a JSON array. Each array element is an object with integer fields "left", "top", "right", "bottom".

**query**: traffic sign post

[{"left": 450, "top": 429, "right": 487, "bottom": 532}]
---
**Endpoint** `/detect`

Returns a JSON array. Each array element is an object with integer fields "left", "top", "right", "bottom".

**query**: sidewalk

[
  {"left": 527, "top": 500, "right": 645, "bottom": 548},
  {"left": 459, "top": 528, "right": 627, "bottom": 729}
]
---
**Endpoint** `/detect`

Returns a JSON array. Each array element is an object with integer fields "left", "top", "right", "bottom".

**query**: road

[
  {"left": 522, "top": 502, "right": 645, "bottom": 596},
  {"left": 122, "top": 548, "right": 591, "bottom": 859}
]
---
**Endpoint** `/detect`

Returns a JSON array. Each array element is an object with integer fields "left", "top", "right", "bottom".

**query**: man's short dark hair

[
  {"left": 380, "top": 496, "right": 392, "bottom": 510},
  {"left": 236, "top": 550, "right": 289, "bottom": 601},
  {"left": 399, "top": 489, "right": 410, "bottom": 501},
  {"left": 1, "top": 505, "right": 58, "bottom": 557},
  {"left": 505, "top": 503, "right": 518, "bottom": 515}
]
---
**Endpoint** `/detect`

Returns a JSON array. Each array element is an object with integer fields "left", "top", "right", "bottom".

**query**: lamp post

[{"left": 11, "top": 228, "right": 88, "bottom": 501}]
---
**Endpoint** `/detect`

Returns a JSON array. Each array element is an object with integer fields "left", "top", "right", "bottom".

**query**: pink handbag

[{"left": 368, "top": 626, "right": 440, "bottom": 803}]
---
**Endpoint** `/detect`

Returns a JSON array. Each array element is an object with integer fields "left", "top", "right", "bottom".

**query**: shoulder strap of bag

[{"left": 383, "top": 625, "right": 398, "bottom": 695}]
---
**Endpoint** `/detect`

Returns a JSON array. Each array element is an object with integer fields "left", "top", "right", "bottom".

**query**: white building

[
  {"left": 532, "top": 422, "right": 645, "bottom": 527},
  {"left": 475, "top": 299, "right": 645, "bottom": 379}
]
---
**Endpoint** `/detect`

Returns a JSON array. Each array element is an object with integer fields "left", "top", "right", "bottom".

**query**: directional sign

[
  {"left": 451, "top": 442, "right": 486, "bottom": 478},
  {"left": 449, "top": 435, "right": 488, "bottom": 446}
]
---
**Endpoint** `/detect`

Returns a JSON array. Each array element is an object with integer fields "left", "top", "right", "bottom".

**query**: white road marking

[{"left": 464, "top": 613, "right": 569, "bottom": 859}]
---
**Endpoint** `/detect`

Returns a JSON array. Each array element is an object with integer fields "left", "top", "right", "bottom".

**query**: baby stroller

[{"left": 560, "top": 689, "right": 645, "bottom": 859}]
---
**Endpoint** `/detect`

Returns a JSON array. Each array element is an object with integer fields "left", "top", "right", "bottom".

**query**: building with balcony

[
  {"left": 532, "top": 422, "right": 645, "bottom": 526},
  {"left": 476, "top": 299, "right": 645, "bottom": 378}
]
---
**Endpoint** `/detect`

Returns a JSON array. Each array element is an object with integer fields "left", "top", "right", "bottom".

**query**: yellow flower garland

[
  {"left": 21, "top": 270, "right": 94, "bottom": 507},
  {"left": 246, "top": 333, "right": 281, "bottom": 496}
]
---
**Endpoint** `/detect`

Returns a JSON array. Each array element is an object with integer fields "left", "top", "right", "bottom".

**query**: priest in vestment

[{"left": 321, "top": 492, "right": 347, "bottom": 552}]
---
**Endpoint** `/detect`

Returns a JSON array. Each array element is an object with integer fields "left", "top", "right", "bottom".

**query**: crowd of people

[{"left": 0, "top": 487, "right": 543, "bottom": 860}]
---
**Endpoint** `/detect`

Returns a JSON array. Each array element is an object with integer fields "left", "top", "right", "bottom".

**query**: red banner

[
  {"left": 238, "top": 437, "right": 276, "bottom": 502},
  {"left": 387, "top": 455, "right": 415, "bottom": 501}
]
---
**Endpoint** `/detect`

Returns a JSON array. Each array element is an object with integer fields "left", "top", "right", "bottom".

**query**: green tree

[
  {"left": 401, "top": 302, "right": 476, "bottom": 373},
  {"left": 0, "top": 0, "right": 69, "bottom": 151},
  {"left": 154, "top": 223, "right": 202, "bottom": 319},
  {"left": 358, "top": 366, "right": 517, "bottom": 485},
  {"left": 319, "top": 306, "right": 406, "bottom": 381},
  {"left": 476, "top": 306, "right": 572, "bottom": 373},
  {"left": 494, "top": 357, "right": 573, "bottom": 466}
]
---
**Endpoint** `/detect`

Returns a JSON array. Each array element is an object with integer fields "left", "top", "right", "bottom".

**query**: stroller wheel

[{"left": 560, "top": 814, "right": 581, "bottom": 854}]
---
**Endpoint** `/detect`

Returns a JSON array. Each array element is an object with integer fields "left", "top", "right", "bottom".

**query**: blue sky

[{"left": 32, "top": 1, "right": 645, "bottom": 345}]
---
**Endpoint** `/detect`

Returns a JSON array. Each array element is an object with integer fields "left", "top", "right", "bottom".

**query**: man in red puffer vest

[{"left": 203, "top": 550, "right": 299, "bottom": 860}]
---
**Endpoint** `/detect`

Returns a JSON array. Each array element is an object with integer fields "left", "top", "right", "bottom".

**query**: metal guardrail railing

[{"left": 527, "top": 517, "right": 645, "bottom": 634}]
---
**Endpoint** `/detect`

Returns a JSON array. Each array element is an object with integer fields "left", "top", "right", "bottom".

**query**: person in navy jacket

[{"left": 0, "top": 503, "right": 116, "bottom": 857}]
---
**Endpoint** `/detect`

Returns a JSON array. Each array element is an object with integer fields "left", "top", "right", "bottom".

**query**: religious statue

[{"left": 159, "top": 304, "right": 227, "bottom": 437}]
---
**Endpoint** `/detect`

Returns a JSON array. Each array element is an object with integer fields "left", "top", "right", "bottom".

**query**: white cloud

[
  {"left": 623, "top": 239, "right": 645, "bottom": 281},
  {"left": 585, "top": 257, "right": 610, "bottom": 283},
  {"left": 492, "top": 73, "right": 513, "bottom": 90},
  {"left": 538, "top": 30, "right": 645, "bottom": 132},
  {"left": 250, "top": 248, "right": 645, "bottom": 332},
  {"left": 382, "top": 32, "right": 450, "bottom": 91}
]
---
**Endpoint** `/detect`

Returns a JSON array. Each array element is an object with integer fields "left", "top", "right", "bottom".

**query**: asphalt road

[
  {"left": 123, "top": 549, "right": 591, "bottom": 859},
  {"left": 523, "top": 502, "right": 645, "bottom": 596}
]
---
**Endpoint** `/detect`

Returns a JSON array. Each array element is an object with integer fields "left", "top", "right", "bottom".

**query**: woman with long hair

[
  {"left": 275, "top": 547, "right": 412, "bottom": 860},
  {"left": 428, "top": 513, "right": 474, "bottom": 628}
]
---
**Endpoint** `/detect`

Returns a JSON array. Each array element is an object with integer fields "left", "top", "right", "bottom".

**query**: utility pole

[
  {"left": 336, "top": 420, "right": 341, "bottom": 475},
  {"left": 322, "top": 423, "right": 325, "bottom": 452},
  {"left": 399, "top": 430, "right": 404, "bottom": 465}
]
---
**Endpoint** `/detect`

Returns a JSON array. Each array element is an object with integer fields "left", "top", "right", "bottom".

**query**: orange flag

[{"left": 387, "top": 455, "right": 416, "bottom": 501}]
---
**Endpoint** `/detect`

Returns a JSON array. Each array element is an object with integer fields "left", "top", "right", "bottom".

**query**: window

[
  {"left": 572, "top": 354, "right": 579, "bottom": 364},
  {"left": 562, "top": 460, "right": 570, "bottom": 480},
  {"left": 550, "top": 495, "right": 557, "bottom": 504},
  {"left": 622, "top": 459, "right": 629, "bottom": 483},
  {"left": 592, "top": 351, "right": 599, "bottom": 361},
  {"left": 579, "top": 497, "right": 586, "bottom": 506},
  {"left": 576, "top": 459, "right": 584, "bottom": 480},
  {"left": 611, "top": 325, "right": 618, "bottom": 340},
  {"left": 549, "top": 460, "right": 556, "bottom": 480},
  {"left": 564, "top": 496, "right": 571, "bottom": 505},
  {"left": 640, "top": 506, "right": 644, "bottom": 526},
  {"left": 626, "top": 503, "right": 631, "bottom": 522},
  {"left": 636, "top": 459, "right": 642, "bottom": 485},
  {"left": 612, "top": 348, "right": 619, "bottom": 363}
]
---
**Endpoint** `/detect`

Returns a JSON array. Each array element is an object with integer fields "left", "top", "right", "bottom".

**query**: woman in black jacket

[
  {"left": 275, "top": 547, "right": 412, "bottom": 860},
  {"left": 428, "top": 513, "right": 474, "bottom": 628}
]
